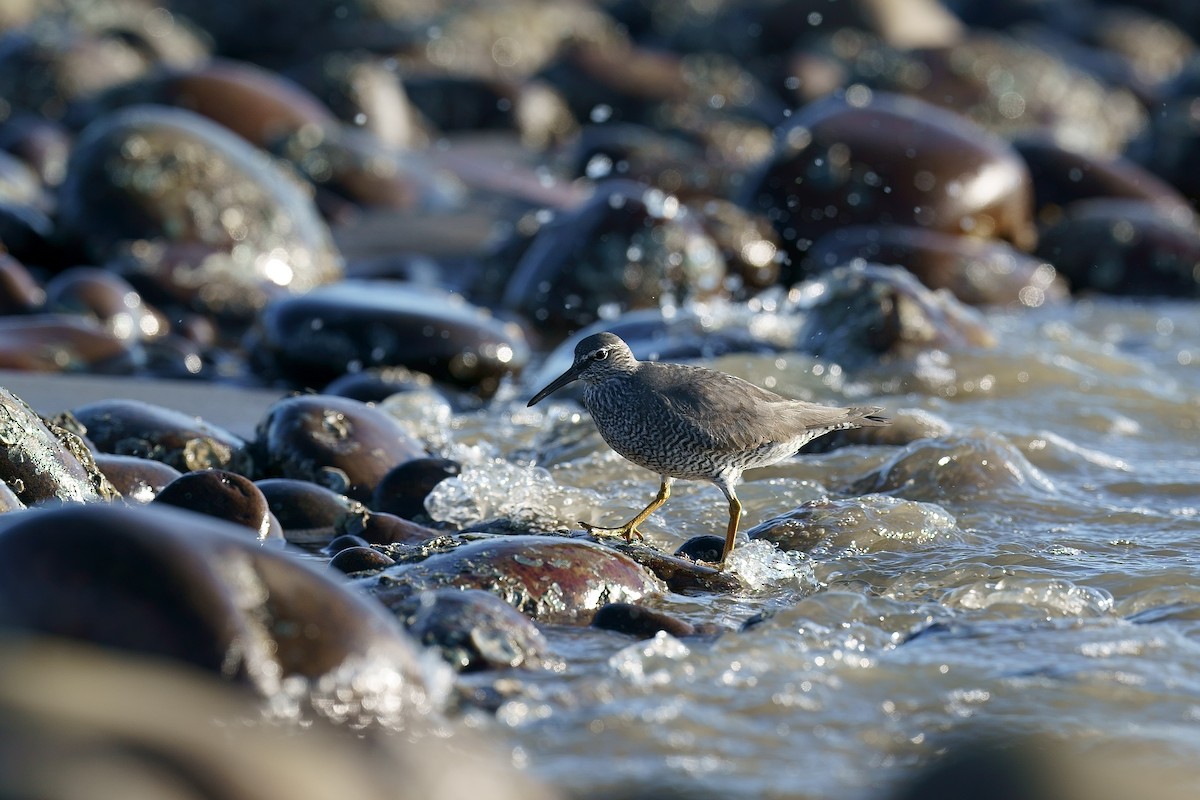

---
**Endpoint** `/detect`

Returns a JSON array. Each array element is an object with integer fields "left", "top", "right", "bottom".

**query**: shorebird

[{"left": 528, "top": 332, "right": 888, "bottom": 564}]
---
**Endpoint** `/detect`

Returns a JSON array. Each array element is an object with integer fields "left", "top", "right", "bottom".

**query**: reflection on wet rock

[
  {"left": 805, "top": 225, "right": 1066, "bottom": 307},
  {"left": 58, "top": 105, "right": 343, "bottom": 318},
  {"left": 154, "top": 469, "right": 282, "bottom": 542},
  {"left": 742, "top": 92, "right": 1037, "bottom": 275},
  {"left": 748, "top": 495, "right": 960, "bottom": 554},
  {"left": 253, "top": 394, "right": 426, "bottom": 503},
  {"left": 0, "top": 387, "right": 114, "bottom": 505},
  {"left": 94, "top": 453, "right": 181, "bottom": 504},
  {"left": 797, "top": 263, "right": 996, "bottom": 365},
  {"left": 362, "top": 535, "right": 664, "bottom": 625},
  {"left": 391, "top": 588, "right": 550, "bottom": 672},
  {"left": 1035, "top": 199, "right": 1200, "bottom": 297},
  {"left": 852, "top": 433, "right": 1056, "bottom": 503},
  {"left": 73, "top": 398, "right": 252, "bottom": 474},
  {"left": 254, "top": 281, "right": 529, "bottom": 395},
  {"left": 0, "top": 503, "right": 437, "bottom": 714},
  {"left": 500, "top": 180, "right": 725, "bottom": 336}
]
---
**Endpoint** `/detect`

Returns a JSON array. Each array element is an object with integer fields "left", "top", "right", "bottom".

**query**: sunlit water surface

[{"left": 388, "top": 297, "right": 1200, "bottom": 799}]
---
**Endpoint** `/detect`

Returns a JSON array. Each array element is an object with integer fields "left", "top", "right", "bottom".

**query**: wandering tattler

[{"left": 527, "top": 332, "right": 889, "bottom": 564}]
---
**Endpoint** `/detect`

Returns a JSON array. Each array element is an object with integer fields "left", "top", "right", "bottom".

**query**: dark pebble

[
  {"left": 592, "top": 602, "right": 696, "bottom": 638},
  {"left": 330, "top": 545, "right": 395, "bottom": 574},
  {"left": 675, "top": 535, "right": 726, "bottom": 564},
  {"left": 252, "top": 394, "right": 426, "bottom": 503},
  {"left": 371, "top": 457, "right": 461, "bottom": 520},
  {"left": 72, "top": 398, "right": 252, "bottom": 474},
  {"left": 94, "top": 453, "right": 182, "bottom": 504},
  {"left": 154, "top": 469, "right": 282, "bottom": 542}
]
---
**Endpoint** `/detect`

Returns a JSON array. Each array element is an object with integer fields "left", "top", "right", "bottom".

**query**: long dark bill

[{"left": 527, "top": 364, "right": 582, "bottom": 406}]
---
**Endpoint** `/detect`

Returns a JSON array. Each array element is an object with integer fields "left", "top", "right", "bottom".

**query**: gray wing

[{"left": 636, "top": 362, "right": 885, "bottom": 453}]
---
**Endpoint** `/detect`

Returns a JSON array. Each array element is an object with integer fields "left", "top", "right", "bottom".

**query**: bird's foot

[{"left": 579, "top": 520, "right": 645, "bottom": 543}]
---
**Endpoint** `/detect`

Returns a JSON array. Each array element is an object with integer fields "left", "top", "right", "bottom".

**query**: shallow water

[{"left": 399, "top": 296, "right": 1200, "bottom": 798}]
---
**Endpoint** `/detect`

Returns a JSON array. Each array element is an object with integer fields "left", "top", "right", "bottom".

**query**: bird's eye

[{"left": 592, "top": 349, "right": 609, "bottom": 361}]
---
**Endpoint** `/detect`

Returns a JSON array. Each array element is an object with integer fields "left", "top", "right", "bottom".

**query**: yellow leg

[
  {"left": 581, "top": 476, "right": 672, "bottom": 543},
  {"left": 720, "top": 494, "right": 742, "bottom": 565}
]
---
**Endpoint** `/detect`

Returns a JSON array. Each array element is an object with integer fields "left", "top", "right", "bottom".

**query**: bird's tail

[{"left": 846, "top": 406, "right": 891, "bottom": 427}]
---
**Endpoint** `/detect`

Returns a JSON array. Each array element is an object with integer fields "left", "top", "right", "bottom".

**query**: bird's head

[{"left": 527, "top": 332, "right": 638, "bottom": 406}]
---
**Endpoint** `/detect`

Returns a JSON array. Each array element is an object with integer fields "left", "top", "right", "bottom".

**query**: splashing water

[{"left": 424, "top": 459, "right": 605, "bottom": 529}]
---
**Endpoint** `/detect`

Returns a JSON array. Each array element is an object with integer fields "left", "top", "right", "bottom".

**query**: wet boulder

[
  {"left": 154, "top": 469, "right": 282, "bottom": 543},
  {"left": 257, "top": 477, "right": 369, "bottom": 547},
  {"left": 741, "top": 92, "right": 1037, "bottom": 277},
  {"left": 252, "top": 281, "right": 529, "bottom": 396},
  {"left": 0, "top": 504, "right": 436, "bottom": 703},
  {"left": 252, "top": 394, "right": 426, "bottom": 503},
  {"left": 805, "top": 225, "right": 1066, "bottom": 308},
  {"left": 851, "top": 432, "right": 1057, "bottom": 504},
  {"left": 390, "top": 588, "right": 551, "bottom": 672},
  {"left": 72, "top": 398, "right": 252, "bottom": 474},
  {"left": 360, "top": 535, "right": 664, "bottom": 625},
  {"left": 0, "top": 388, "right": 116, "bottom": 505},
  {"left": 0, "top": 315, "right": 136, "bottom": 373},
  {"left": 795, "top": 263, "right": 996, "bottom": 366},
  {"left": 57, "top": 105, "right": 343, "bottom": 319},
  {"left": 500, "top": 180, "right": 726, "bottom": 337},
  {"left": 1035, "top": 199, "right": 1200, "bottom": 297},
  {"left": 43, "top": 267, "right": 167, "bottom": 342},
  {"left": 747, "top": 494, "right": 961, "bottom": 554},
  {"left": 371, "top": 457, "right": 462, "bottom": 522},
  {"left": 94, "top": 453, "right": 182, "bottom": 504}
]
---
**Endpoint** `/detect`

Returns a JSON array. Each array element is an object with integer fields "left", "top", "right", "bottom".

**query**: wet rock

[
  {"left": 851, "top": 33, "right": 1146, "bottom": 157},
  {"left": 286, "top": 51, "right": 430, "bottom": 150},
  {"left": 0, "top": 149, "right": 49, "bottom": 211},
  {"left": 372, "top": 457, "right": 462, "bottom": 521},
  {"left": 591, "top": 602, "right": 695, "bottom": 638},
  {"left": 0, "top": 200, "right": 57, "bottom": 267},
  {"left": 0, "top": 112, "right": 71, "bottom": 186},
  {"left": 596, "top": 537, "right": 741, "bottom": 593},
  {"left": 741, "top": 92, "right": 1037, "bottom": 277},
  {"left": 1035, "top": 199, "right": 1200, "bottom": 297},
  {"left": 325, "top": 533, "right": 371, "bottom": 554},
  {"left": 564, "top": 123, "right": 726, "bottom": 197},
  {"left": 253, "top": 281, "right": 529, "bottom": 396},
  {"left": 851, "top": 433, "right": 1057, "bottom": 503},
  {"left": 330, "top": 545, "right": 396, "bottom": 574},
  {"left": 44, "top": 267, "right": 167, "bottom": 342},
  {"left": 675, "top": 534, "right": 725, "bottom": 565},
  {"left": 257, "top": 477, "right": 369, "bottom": 547},
  {"left": 0, "top": 315, "right": 136, "bottom": 373},
  {"left": 0, "top": 503, "right": 435, "bottom": 704},
  {"left": 747, "top": 495, "right": 960, "bottom": 553},
  {"left": 72, "top": 398, "right": 252, "bottom": 474},
  {"left": 349, "top": 511, "right": 442, "bottom": 546},
  {"left": 0, "top": 481, "right": 24, "bottom": 513},
  {"left": 324, "top": 365, "right": 434, "bottom": 403},
  {"left": 391, "top": 588, "right": 550, "bottom": 672},
  {"left": 94, "top": 453, "right": 182, "bottom": 504},
  {"left": 0, "top": 388, "right": 115, "bottom": 505},
  {"left": 154, "top": 469, "right": 282, "bottom": 542},
  {"left": 0, "top": 253, "right": 44, "bottom": 314},
  {"left": 500, "top": 180, "right": 726, "bottom": 336},
  {"left": 361, "top": 535, "right": 663, "bottom": 625},
  {"left": 1014, "top": 137, "right": 1193, "bottom": 224},
  {"left": 804, "top": 225, "right": 1066, "bottom": 308},
  {"left": 796, "top": 263, "right": 996, "bottom": 365},
  {"left": 252, "top": 394, "right": 426, "bottom": 503},
  {"left": 57, "top": 105, "right": 343, "bottom": 319},
  {"left": 0, "top": 25, "right": 151, "bottom": 121}
]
